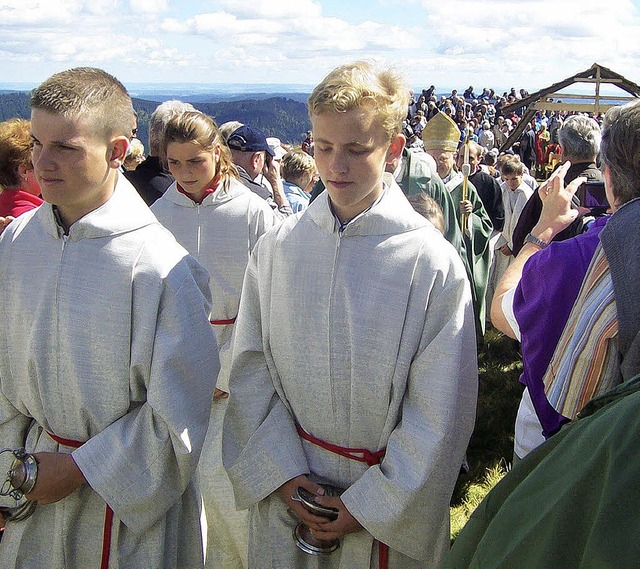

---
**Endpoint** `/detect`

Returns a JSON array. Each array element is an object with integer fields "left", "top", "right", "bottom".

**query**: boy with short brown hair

[{"left": 0, "top": 67, "right": 218, "bottom": 568}]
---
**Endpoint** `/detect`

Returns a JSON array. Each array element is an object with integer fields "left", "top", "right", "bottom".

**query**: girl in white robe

[{"left": 151, "top": 111, "right": 277, "bottom": 569}]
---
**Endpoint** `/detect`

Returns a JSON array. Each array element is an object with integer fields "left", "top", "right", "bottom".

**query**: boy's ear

[
  {"left": 386, "top": 134, "right": 405, "bottom": 165},
  {"left": 109, "top": 136, "right": 130, "bottom": 169},
  {"left": 17, "top": 162, "right": 30, "bottom": 180}
]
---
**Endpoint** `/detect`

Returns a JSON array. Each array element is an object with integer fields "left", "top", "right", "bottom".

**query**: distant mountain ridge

[{"left": 0, "top": 91, "right": 312, "bottom": 147}]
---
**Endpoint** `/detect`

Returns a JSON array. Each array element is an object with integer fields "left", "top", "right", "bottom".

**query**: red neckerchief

[{"left": 176, "top": 174, "right": 221, "bottom": 204}]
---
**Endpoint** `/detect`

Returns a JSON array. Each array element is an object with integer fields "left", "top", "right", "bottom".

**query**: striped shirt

[{"left": 543, "top": 244, "right": 620, "bottom": 419}]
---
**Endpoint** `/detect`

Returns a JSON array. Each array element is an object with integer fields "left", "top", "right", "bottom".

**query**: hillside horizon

[{"left": 0, "top": 90, "right": 313, "bottom": 147}]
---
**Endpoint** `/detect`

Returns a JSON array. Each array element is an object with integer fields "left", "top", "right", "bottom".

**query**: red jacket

[{"left": 0, "top": 188, "right": 43, "bottom": 217}]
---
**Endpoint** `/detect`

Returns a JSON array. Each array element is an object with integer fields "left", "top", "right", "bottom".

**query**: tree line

[{"left": 0, "top": 92, "right": 312, "bottom": 150}]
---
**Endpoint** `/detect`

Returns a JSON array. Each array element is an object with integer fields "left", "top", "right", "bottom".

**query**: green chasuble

[
  {"left": 444, "top": 171, "right": 493, "bottom": 335},
  {"left": 398, "top": 149, "right": 467, "bottom": 257}
]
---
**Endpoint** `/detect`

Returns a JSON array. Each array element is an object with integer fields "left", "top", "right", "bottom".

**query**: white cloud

[
  {"left": 81, "top": 0, "right": 122, "bottom": 16},
  {"left": 0, "top": 0, "right": 81, "bottom": 25},
  {"left": 158, "top": 7, "right": 420, "bottom": 59},
  {"left": 130, "top": 0, "right": 168, "bottom": 14},
  {"left": 408, "top": 0, "right": 640, "bottom": 90},
  {"left": 0, "top": 0, "right": 124, "bottom": 24},
  {"left": 213, "top": 0, "right": 323, "bottom": 19},
  {"left": 0, "top": 0, "right": 640, "bottom": 89}
]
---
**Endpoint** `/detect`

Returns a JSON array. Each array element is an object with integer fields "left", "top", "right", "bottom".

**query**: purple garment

[{"left": 513, "top": 216, "right": 608, "bottom": 437}]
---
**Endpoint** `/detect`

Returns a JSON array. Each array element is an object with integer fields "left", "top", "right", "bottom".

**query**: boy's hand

[
  {"left": 306, "top": 494, "right": 364, "bottom": 540},
  {"left": 277, "top": 475, "right": 365, "bottom": 540},
  {"left": 0, "top": 216, "right": 15, "bottom": 234},
  {"left": 277, "top": 475, "right": 331, "bottom": 527},
  {"left": 213, "top": 388, "right": 228, "bottom": 400},
  {"left": 25, "top": 452, "right": 86, "bottom": 505}
]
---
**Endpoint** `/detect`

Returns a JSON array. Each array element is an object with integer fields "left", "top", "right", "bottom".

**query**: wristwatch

[{"left": 524, "top": 233, "right": 549, "bottom": 249}]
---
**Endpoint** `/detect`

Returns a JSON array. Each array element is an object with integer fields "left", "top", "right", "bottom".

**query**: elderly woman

[
  {"left": 281, "top": 149, "right": 318, "bottom": 213},
  {"left": 0, "top": 118, "right": 43, "bottom": 217}
]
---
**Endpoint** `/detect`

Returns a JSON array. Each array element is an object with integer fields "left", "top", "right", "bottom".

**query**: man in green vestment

[{"left": 423, "top": 111, "right": 493, "bottom": 335}]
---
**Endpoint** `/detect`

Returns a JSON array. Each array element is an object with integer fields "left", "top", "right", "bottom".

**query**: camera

[{"left": 579, "top": 180, "right": 609, "bottom": 215}]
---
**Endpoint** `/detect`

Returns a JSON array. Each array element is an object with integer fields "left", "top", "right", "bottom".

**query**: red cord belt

[
  {"left": 47, "top": 432, "right": 113, "bottom": 569},
  {"left": 295, "top": 423, "right": 390, "bottom": 569},
  {"left": 210, "top": 317, "right": 236, "bottom": 325}
]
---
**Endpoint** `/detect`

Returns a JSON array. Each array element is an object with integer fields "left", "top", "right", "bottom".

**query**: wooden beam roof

[{"left": 498, "top": 63, "right": 640, "bottom": 151}]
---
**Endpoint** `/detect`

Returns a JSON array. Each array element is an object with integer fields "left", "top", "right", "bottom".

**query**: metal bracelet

[
  {"left": 0, "top": 500, "right": 37, "bottom": 522},
  {"left": 524, "top": 232, "right": 549, "bottom": 249},
  {"left": 0, "top": 448, "right": 39, "bottom": 500},
  {"left": 0, "top": 448, "right": 38, "bottom": 523}
]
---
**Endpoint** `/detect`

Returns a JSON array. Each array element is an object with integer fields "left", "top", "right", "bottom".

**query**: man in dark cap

[{"left": 227, "top": 124, "right": 292, "bottom": 217}]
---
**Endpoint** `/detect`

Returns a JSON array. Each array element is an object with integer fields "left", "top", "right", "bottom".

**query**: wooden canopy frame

[{"left": 499, "top": 63, "right": 640, "bottom": 151}]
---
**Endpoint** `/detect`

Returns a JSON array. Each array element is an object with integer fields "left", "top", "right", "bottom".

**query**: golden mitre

[{"left": 422, "top": 111, "right": 460, "bottom": 152}]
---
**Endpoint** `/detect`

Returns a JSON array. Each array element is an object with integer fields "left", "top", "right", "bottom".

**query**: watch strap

[{"left": 524, "top": 233, "right": 549, "bottom": 249}]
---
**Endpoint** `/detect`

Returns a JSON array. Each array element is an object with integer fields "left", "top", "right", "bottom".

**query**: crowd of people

[
  {"left": 0, "top": 62, "right": 637, "bottom": 569},
  {"left": 404, "top": 85, "right": 588, "bottom": 178}
]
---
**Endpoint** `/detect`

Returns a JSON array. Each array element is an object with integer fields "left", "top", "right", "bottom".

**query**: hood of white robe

[
  {"left": 36, "top": 173, "right": 158, "bottom": 241},
  {"left": 307, "top": 173, "right": 429, "bottom": 237},
  {"left": 161, "top": 177, "right": 253, "bottom": 209}
]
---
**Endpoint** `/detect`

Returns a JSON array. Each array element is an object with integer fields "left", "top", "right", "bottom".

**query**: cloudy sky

[{"left": 2, "top": 0, "right": 639, "bottom": 93}]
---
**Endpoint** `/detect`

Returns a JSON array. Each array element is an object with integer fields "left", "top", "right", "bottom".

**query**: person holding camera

[
  {"left": 491, "top": 160, "right": 605, "bottom": 459},
  {"left": 511, "top": 114, "right": 603, "bottom": 255},
  {"left": 227, "top": 124, "right": 292, "bottom": 218}
]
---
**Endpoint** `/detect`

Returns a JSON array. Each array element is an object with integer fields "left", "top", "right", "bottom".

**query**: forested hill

[{"left": 0, "top": 92, "right": 311, "bottom": 148}]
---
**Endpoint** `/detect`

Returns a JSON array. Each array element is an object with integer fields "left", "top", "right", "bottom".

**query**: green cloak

[{"left": 445, "top": 375, "right": 640, "bottom": 569}]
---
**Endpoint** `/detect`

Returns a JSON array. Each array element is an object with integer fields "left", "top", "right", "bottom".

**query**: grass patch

[
  {"left": 450, "top": 462, "right": 508, "bottom": 541},
  {"left": 450, "top": 326, "right": 523, "bottom": 538}
]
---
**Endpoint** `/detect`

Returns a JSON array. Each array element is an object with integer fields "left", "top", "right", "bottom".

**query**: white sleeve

[{"left": 501, "top": 286, "right": 521, "bottom": 341}]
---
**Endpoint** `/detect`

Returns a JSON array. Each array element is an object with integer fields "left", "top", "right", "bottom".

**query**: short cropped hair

[
  {"left": 281, "top": 150, "right": 317, "bottom": 189},
  {"left": 0, "top": 118, "right": 32, "bottom": 188},
  {"left": 30, "top": 67, "right": 134, "bottom": 140},
  {"left": 500, "top": 157, "right": 524, "bottom": 177},
  {"left": 558, "top": 115, "right": 601, "bottom": 161},
  {"left": 307, "top": 60, "right": 410, "bottom": 142},
  {"left": 599, "top": 99, "right": 640, "bottom": 207},
  {"left": 162, "top": 111, "right": 238, "bottom": 190},
  {"left": 148, "top": 100, "right": 197, "bottom": 156}
]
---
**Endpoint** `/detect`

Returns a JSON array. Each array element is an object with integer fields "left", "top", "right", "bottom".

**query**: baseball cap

[{"left": 227, "top": 125, "right": 275, "bottom": 156}]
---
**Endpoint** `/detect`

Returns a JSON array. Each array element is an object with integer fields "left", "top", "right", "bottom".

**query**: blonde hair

[
  {"left": 124, "top": 138, "right": 146, "bottom": 170},
  {"left": 308, "top": 61, "right": 410, "bottom": 142},
  {"left": 219, "top": 121, "right": 244, "bottom": 142},
  {"left": 500, "top": 157, "right": 524, "bottom": 176},
  {"left": 281, "top": 150, "right": 317, "bottom": 189},
  {"left": 162, "top": 111, "right": 239, "bottom": 190},
  {"left": 30, "top": 67, "right": 134, "bottom": 139},
  {"left": 0, "top": 118, "right": 32, "bottom": 189},
  {"left": 497, "top": 153, "right": 522, "bottom": 172}
]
